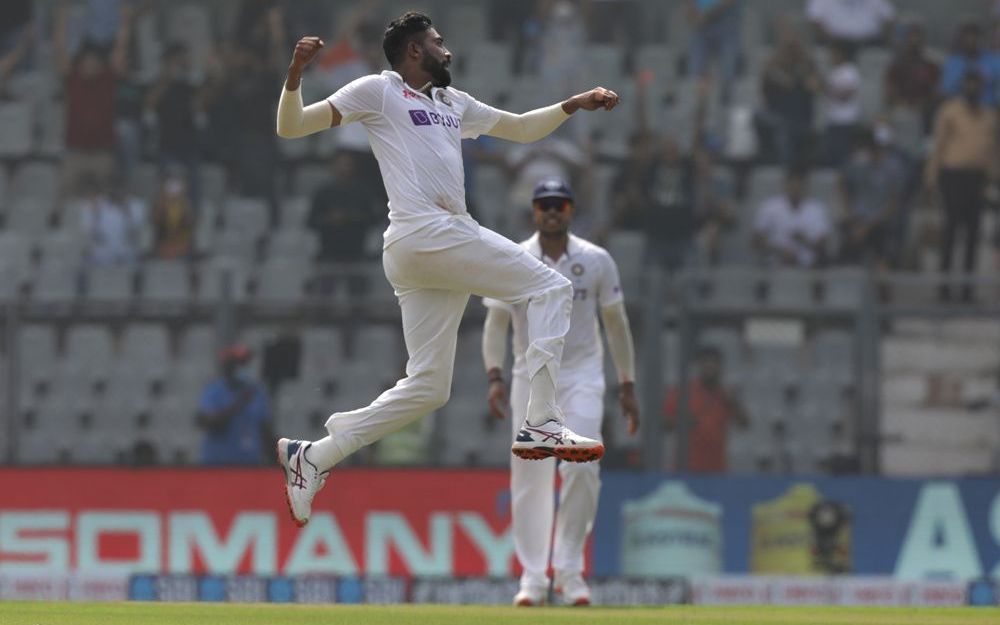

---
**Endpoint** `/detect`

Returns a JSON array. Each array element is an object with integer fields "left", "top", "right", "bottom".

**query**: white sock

[
  {"left": 525, "top": 367, "right": 560, "bottom": 426},
  {"left": 307, "top": 435, "right": 344, "bottom": 471}
]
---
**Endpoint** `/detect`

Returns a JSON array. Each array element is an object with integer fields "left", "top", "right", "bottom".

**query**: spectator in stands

[
  {"left": 754, "top": 167, "right": 831, "bottom": 267},
  {"left": 538, "top": 0, "right": 587, "bottom": 105},
  {"left": 203, "top": 24, "right": 284, "bottom": 222},
  {"left": 261, "top": 323, "right": 302, "bottom": 396},
  {"left": 79, "top": 174, "right": 146, "bottom": 266},
  {"left": 685, "top": 0, "right": 742, "bottom": 104},
  {"left": 941, "top": 22, "right": 1000, "bottom": 107},
  {"left": 607, "top": 134, "right": 698, "bottom": 271},
  {"left": 151, "top": 172, "right": 194, "bottom": 260},
  {"left": 806, "top": 0, "right": 895, "bottom": 49},
  {"left": 54, "top": 3, "right": 133, "bottom": 195},
  {"left": 645, "top": 136, "right": 700, "bottom": 270},
  {"left": 312, "top": 3, "right": 384, "bottom": 178},
  {"left": 838, "top": 125, "right": 906, "bottom": 269},
  {"left": 605, "top": 131, "right": 654, "bottom": 242},
  {"left": 308, "top": 151, "right": 380, "bottom": 262},
  {"left": 758, "top": 23, "right": 820, "bottom": 166},
  {"left": 197, "top": 344, "right": 273, "bottom": 466},
  {"left": 308, "top": 151, "right": 381, "bottom": 296},
  {"left": 0, "top": 0, "right": 34, "bottom": 97},
  {"left": 664, "top": 346, "right": 748, "bottom": 473},
  {"left": 926, "top": 71, "right": 998, "bottom": 302},
  {"left": 694, "top": 144, "right": 738, "bottom": 266},
  {"left": 823, "top": 42, "right": 862, "bottom": 167},
  {"left": 885, "top": 23, "right": 941, "bottom": 130},
  {"left": 144, "top": 43, "right": 204, "bottom": 206}
]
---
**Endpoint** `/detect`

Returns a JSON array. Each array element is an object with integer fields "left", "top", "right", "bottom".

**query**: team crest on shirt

[
  {"left": 571, "top": 263, "right": 585, "bottom": 276},
  {"left": 403, "top": 89, "right": 419, "bottom": 99},
  {"left": 438, "top": 92, "right": 453, "bottom": 107}
]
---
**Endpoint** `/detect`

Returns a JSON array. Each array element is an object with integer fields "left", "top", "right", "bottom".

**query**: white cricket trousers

[
  {"left": 322, "top": 214, "right": 573, "bottom": 463},
  {"left": 509, "top": 371, "right": 604, "bottom": 590}
]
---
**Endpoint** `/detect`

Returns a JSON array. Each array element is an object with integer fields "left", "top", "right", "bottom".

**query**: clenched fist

[
  {"left": 563, "top": 87, "right": 620, "bottom": 114},
  {"left": 291, "top": 36, "right": 325, "bottom": 70}
]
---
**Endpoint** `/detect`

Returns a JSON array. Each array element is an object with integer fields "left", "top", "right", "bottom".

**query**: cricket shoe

[
  {"left": 276, "top": 438, "right": 330, "bottom": 527},
  {"left": 555, "top": 571, "right": 592, "bottom": 606},
  {"left": 511, "top": 419, "right": 604, "bottom": 462},
  {"left": 513, "top": 585, "right": 547, "bottom": 607}
]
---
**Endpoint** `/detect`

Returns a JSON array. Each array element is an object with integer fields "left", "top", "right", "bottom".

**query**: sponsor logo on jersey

[
  {"left": 408, "top": 109, "right": 460, "bottom": 129},
  {"left": 403, "top": 89, "right": 420, "bottom": 99}
]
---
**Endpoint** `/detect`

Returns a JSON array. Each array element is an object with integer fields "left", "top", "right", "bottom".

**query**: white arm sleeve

[
  {"left": 485, "top": 103, "right": 571, "bottom": 144},
  {"left": 276, "top": 86, "right": 333, "bottom": 139},
  {"left": 482, "top": 305, "right": 511, "bottom": 373},
  {"left": 600, "top": 301, "right": 636, "bottom": 384}
]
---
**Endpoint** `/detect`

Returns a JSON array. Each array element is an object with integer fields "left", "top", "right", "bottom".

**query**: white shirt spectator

[
  {"left": 80, "top": 194, "right": 146, "bottom": 265},
  {"left": 825, "top": 61, "right": 862, "bottom": 124},
  {"left": 754, "top": 194, "right": 831, "bottom": 267},
  {"left": 807, "top": 0, "right": 895, "bottom": 42}
]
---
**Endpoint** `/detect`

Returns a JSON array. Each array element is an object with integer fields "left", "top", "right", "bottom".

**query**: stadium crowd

[{"left": 0, "top": 0, "right": 998, "bottom": 471}]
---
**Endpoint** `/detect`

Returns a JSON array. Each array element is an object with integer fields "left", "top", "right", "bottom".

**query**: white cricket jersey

[
  {"left": 484, "top": 233, "right": 624, "bottom": 381},
  {"left": 327, "top": 71, "right": 503, "bottom": 247}
]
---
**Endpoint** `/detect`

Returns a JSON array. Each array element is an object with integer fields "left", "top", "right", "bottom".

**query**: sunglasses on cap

[{"left": 534, "top": 198, "right": 571, "bottom": 212}]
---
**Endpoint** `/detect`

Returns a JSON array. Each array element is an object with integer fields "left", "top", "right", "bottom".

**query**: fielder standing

[{"left": 483, "top": 180, "right": 640, "bottom": 606}]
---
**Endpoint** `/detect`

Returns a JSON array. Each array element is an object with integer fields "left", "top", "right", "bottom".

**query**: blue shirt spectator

[
  {"left": 197, "top": 345, "right": 273, "bottom": 465},
  {"left": 941, "top": 22, "right": 999, "bottom": 106}
]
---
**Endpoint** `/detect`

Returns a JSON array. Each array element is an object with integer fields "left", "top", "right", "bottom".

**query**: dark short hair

[{"left": 383, "top": 11, "right": 433, "bottom": 67}]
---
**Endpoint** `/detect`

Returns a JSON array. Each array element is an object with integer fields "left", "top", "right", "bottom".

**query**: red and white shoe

[
  {"left": 276, "top": 438, "right": 330, "bottom": 527},
  {"left": 513, "top": 586, "right": 546, "bottom": 607},
  {"left": 511, "top": 419, "right": 604, "bottom": 463},
  {"left": 556, "top": 571, "right": 592, "bottom": 606}
]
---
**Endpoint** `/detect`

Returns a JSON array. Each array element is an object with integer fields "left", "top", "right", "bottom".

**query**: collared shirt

[
  {"left": 484, "top": 233, "right": 623, "bottom": 381},
  {"left": 328, "top": 71, "right": 503, "bottom": 247},
  {"left": 754, "top": 195, "right": 831, "bottom": 267},
  {"left": 932, "top": 98, "right": 998, "bottom": 173}
]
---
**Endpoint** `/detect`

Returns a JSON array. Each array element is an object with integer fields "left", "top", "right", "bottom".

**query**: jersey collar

[
  {"left": 528, "top": 232, "right": 580, "bottom": 264},
  {"left": 383, "top": 70, "right": 448, "bottom": 103}
]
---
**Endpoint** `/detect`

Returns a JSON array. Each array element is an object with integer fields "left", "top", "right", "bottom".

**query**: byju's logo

[
  {"left": 409, "top": 110, "right": 432, "bottom": 126},
  {"left": 408, "top": 109, "right": 460, "bottom": 129}
]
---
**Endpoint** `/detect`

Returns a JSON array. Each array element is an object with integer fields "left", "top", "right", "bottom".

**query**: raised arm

[
  {"left": 277, "top": 36, "right": 340, "bottom": 138},
  {"left": 486, "top": 87, "right": 619, "bottom": 144}
]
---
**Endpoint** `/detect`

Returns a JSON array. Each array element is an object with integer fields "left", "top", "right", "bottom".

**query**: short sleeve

[
  {"left": 328, "top": 75, "right": 385, "bottom": 125},
  {"left": 458, "top": 90, "right": 503, "bottom": 140},
  {"left": 597, "top": 250, "right": 625, "bottom": 308}
]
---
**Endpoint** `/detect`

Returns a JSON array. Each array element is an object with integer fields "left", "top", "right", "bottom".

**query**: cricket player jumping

[
  {"left": 483, "top": 179, "right": 640, "bottom": 606},
  {"left": 273, "top": 12, "right": 620, "bottom": 527}
]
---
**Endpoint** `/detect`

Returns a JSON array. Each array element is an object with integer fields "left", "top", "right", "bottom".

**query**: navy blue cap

[{"left": 532, "top": 179, "right": 574, "bottom": 202}]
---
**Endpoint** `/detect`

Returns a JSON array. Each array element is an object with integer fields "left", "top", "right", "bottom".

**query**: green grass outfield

[{"left": 3, "top": 603, "right": 1000, "bottom": 625}]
